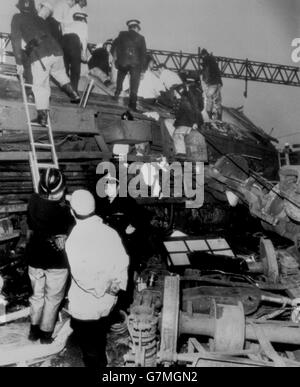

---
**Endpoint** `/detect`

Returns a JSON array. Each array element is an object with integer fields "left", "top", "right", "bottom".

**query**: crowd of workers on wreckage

[
  {"left": 6, "top": 0, "right": 226, "bottom": 368},
  {"left": 11, "top": 0, "right": 224, "bottom": 159}
]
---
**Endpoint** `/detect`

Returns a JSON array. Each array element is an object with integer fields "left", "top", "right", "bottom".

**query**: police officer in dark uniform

[{"left": 111, "top": 20, "right": 147, "bottom": 112}]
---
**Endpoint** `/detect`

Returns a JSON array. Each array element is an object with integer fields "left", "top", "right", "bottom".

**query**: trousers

[
  {"left": 28, "top": 266, "right": 69, "bottom": 333},
  {"left": 164, "top": 119, "right": 191, "bottom": 155},
  {"left": 115, "top": 65, "right": 142, "bottom": 108},
  {"left": 89, "top": 67, "right": 111, "bottom": 84},
  {"left": 31, "top": 55, "right": 70, "bottom": 110},
  {"left": 62, "top": 33, "right": 82, "bottom": 93},
  {"left": 203, "top": 83, "right": 222, "bottom": 120},
  {"left": 71, "top": 317, "right": 109, "bottom": 368}
]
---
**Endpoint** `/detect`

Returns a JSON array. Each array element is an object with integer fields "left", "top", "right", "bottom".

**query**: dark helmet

[
  {"left": 39, "top": 168, "right": 66, "bottom": 197},
  {"left": 16, "top": 0, "right": 36, "bottom": 13}
]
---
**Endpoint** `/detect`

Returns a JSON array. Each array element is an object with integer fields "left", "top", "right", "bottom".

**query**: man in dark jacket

[
  {"left": 96, "top": 176, "right": 154, "bottom": 308},
  {"left": 111, "top": 20, "right": 147, "bottom": 112},
  {"left": 88, "top": 39, "right": 113, "bottom": 86},
  {"left": 11, "top": 0, "right": 80, "bottom": 127},
  {"left": 26, "top": 168, "right": 74, "bottom": 344},
  {"left": 200, "top": 48, "right": 223, "bottom": 121},
  {"left": 164, "top": 83, "right": 204, "bottom": 159}
]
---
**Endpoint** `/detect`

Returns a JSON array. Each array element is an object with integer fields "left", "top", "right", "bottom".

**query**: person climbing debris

[
  {"left": 54, "top": 0, "right": 89, "bottom": 94},
  {"left": 11, "top": 0, "right": 81, "bottom": 127},
  {"left": 88, "top": 39, "right": 114, "bottom": 87}
]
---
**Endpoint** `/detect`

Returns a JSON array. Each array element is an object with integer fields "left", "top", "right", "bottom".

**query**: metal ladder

[{"left": 19, "top": 74, "right": 59, "bottom": 193}]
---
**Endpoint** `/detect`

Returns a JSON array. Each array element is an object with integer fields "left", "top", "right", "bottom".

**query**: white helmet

[{"left": 69, "top": 190, "right": 95, "bottom": 218}]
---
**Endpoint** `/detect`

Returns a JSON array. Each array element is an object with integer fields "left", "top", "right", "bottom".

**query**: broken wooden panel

[
  {"left": 97, "top": 116, "right": 154, "bottom": 144},
  {"left": 0, "top": 99, "right": 98, "bottom": 135}
]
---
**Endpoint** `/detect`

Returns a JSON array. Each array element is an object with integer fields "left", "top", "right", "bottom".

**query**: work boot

[
  {"left": 128, "top": 103, "right": 140, "bottom": 113},
  {"left": 39, "top": 330, "right": 54, "bottom": 345},
  {"left": 61, "top": 83, "right": 80, "bottom": 104},
  {"left": 28, "top": 325, "right": 41, "bottom": 342},
  {"left": 128, "top": 94, "right": 139, "bottom": 112},
  {"left": 31, "top": 110, "right": 48, "bottom": 127}
]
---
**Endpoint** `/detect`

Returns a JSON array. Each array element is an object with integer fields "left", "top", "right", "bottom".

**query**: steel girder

[{"left": 1, "top": 32, "right": 300, "bottom": 87}]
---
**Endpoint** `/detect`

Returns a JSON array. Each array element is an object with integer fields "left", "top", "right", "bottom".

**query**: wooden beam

[
  {"left": 0, "top": 151, "right": 111, "bottom": 161},
  {"left": 0, "top": 99, "right": 99, "bottom": 135},
  {"left": 0, "top": 203, "right": 27, "bottom": 214}
]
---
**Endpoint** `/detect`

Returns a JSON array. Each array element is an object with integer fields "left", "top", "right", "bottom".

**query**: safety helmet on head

[
  {"left": 39, "top": 168, "right": 66, "bottom": 197},
  {"left": 69, "top": 190, "right": 95, "bottom": 218},
  {"left": 16, "top": 0, "right": 36, "bottom": 13}
]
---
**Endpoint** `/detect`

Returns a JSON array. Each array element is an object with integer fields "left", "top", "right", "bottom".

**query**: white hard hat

[{"left": 69, "top": 190, "right": 95, "bottom": 217}]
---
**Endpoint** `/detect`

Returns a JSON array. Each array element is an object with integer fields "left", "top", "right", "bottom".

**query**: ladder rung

[
  {"left": 27, "top": 103, "right": 36, "bottom": 107},
  {"left": 31, "top": 122, "right": 49, "bottom": 128},
  {"left": 33, "top": 143, "right": 53, "bottom": 149},
  {"left": 37, "top": 163, "right": 57, "bottom": 169},
  {"left": 24, "top": 83, "right": 33, "bottom": 88}
]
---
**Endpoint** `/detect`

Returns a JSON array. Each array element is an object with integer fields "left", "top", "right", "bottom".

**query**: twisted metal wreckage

[{"left": 0, "top": 32, "right": 300, "bottom": 366}]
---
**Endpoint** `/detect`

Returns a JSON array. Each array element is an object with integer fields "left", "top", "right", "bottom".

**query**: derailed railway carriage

[{"left": 2, "top": 31, "right": 300, "bottom": 367}]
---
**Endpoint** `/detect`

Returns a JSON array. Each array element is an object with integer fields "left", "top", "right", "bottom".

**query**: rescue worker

[
  {"left": 11, "top": 0, "right": 81, "bottom": 127},
  {"left": 111, "top": 20, "right": 147, "bottom": 112},
  {"left": 54, "top": 0, "right": 89, "bottom": 93},
  {"left": 200, "top": 48, "right": 223, "bottom": 121},
  {"left": 88, "top": 39, "right": 114, "bottom": 87},
  {"left": 164, "top": 83, "right": 204, "bottom": 159},
  {"left": 66, "top": 190, "right": 129, "bottom": 368},
  {"left": 97, "top": 176, "right": 154, "bottom": 309},
  {"left": 26, "top": 168, "right": 74, "bottom": 344}
]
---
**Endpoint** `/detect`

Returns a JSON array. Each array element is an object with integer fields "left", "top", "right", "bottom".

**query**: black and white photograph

[{"left": 0, "top": 0, "right": 299, "bottom": 372}]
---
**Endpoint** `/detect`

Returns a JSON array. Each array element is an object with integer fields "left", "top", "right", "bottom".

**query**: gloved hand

[
  {"left": 126, "top": 225, "right": 136, "bottom": 235},
  {"left": 49, "top": 235, "right": 67, "bottom": 252}
]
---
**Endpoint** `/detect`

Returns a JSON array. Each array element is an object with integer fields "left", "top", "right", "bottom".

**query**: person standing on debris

[
  {"left": 26, "top": 168, "right": 74, "bottom": 345},
  {"left": 111, "top": 20, "right": 147, "bottom": 112},
  {"left": 11, "top": 0, "right": 81, "bottom": 127},
  {"left": 164, "top": 83, "right": 204, "bottom": 159},
  {"left": 200, "top": 48, "right": 223, "bottom": 121},
  {"left": 66, "top": 190, "right": 129, "bottom": 368},
  {"left": 88, "top": 39, "right": 114, "bottom": 87},
  {"left": 54, "top": 0, "right": 89, "bottom": 94}
]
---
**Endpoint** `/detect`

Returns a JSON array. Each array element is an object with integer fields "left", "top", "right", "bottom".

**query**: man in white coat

[{"left": 65, "top": 189, "right": 129, "bottom": 368}]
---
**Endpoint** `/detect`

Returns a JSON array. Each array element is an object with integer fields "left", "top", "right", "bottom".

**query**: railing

[{"left": 1, "top": 32, "right": 300, "bottom": 87}]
